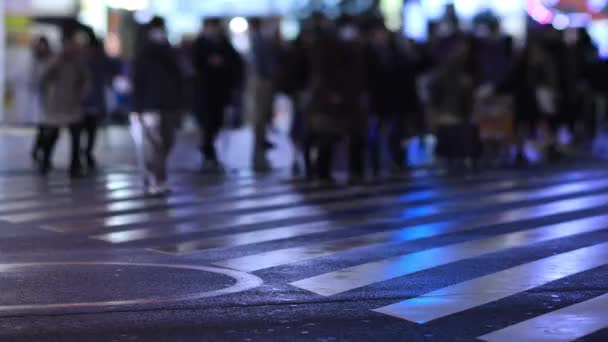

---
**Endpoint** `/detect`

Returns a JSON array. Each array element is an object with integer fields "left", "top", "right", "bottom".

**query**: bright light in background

[
  {"left": 588, "top": 20, "right": 608, "bottom": 59},
  {"left": 105, "top": 0, "right": 149, "bottom": 11},
  {"left": 133, "top": 9, "right": 154, "bottom": 25},
  {"left": 526, "top": 0, "right": 554, "bottom": 24},
  {"left": 454, "top": 0, "right": 486, "bottom": 19},
  {"left": 229, "top": 17, "right": 249, "bottom": 34},
  {"left": 420, "top": 0, "right": 448, "bottom": 20},
  {"left": 280, "top": 18, "right": 301, "bottom": 41},
  {"left": 552, "top": 12, "right": 571, "bottom": 29},
  {"left": 380, "top": 0, "right": 405, "bottom": 31},
  {"left": 403, "top": 0, "right": 427, "bottom": 41},
  {"left": 589, "top": 0, "right": 608, "bottom": 12}
]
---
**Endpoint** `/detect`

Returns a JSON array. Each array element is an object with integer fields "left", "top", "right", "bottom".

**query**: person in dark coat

[
  {"left": 306, "top": 16, "right": 368, "bottom": 182},
  {"left": 192, "top": 18, "right": 244, "bottom": 172},
  {"left": 365, "top": 23, "right": 416, "bottom": 175},
  {"left": 29, "top": 36, "right": 53, "bottom": 165},
  {"left": 275, "top": 29, "right": 313, "bottom": 176},
  {"left": 132, "top": 17, "right": 183, "bottom": 195},
  {"left": 498, "top": 41, "right": 558, "bottom": 164},
  {"left": 82, "top": 36, "right": 113, "bottom": 170},
  {"left": 39, "top": 31, "right": 90, "bottom": 178}
]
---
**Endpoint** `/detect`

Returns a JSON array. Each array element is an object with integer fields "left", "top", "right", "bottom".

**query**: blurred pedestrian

[
  {"left": 275, "top": 29, "right": 313, "bottom": 176},
  {"left": 82, "top": 36, "right": 112, "bottom": 171},
  {"left": 306, "top": 15, "right": 368, "bottom": 182},
  {"left": 249, "top": 17, "right": 280, "bottom": 172},
  {"left": 498, "top": 41, "right": 558, "bottom": 164},
  {"left": 28, "top": 36, "right": 53, "bottom": 165},
  {"left": 132, "top": 17, "right": 183, "bottom": 195},
  {"left": 365, "top": 23, "right": 413, "bottom": 176},
  {"left": 192, "top": 18, "right": 244, "bottom": 173},
  {"left": 39, "top": 31, "right": 90, "bottom": 178}
]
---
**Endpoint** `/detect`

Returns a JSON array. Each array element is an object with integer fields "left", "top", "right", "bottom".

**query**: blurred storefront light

[
  {"left": 229, "top": 17, "right": 249, "bottom": 34},
  {"left": 552, "top": 12, "right": 571, "bottom": 29},
  {"left": 105, "top": 0, "right": 150, "bottom": 11}
]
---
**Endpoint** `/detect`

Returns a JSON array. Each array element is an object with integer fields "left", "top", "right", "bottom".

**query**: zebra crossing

[{"left": 3, "top": 166, "right": 608, "bottom": 341}]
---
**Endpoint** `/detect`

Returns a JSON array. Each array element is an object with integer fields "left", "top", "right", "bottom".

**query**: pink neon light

[{"left": 526, "top": 0, "right": 555, "bottom": 24}]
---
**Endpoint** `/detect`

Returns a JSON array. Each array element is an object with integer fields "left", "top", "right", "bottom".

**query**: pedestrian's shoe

[
  {"left": 262, "top": 139, "right": 275, "bottom": 151},
  {"left": 253, "top": 159, "right": 272, "bottom": 173},
  {"left": 69, "top": 167, "right": 85, "bottom": 179},
  {"left": 348, "top": 174, "right": 365, "bottom": 186},
  {"left": 39, "top": 161, "right": 51, "bottom": 176},
  {"left": 85, "top": 153, "right": 97, "bottom": 171},
  {"left": 291, "top": 162, "right": 302, "bottom": 177},
  {"left": 147, "top": 183, "right": 171, "bottom": 196},
  {"left": 201, "top": 160, "right": 225, "bottom": 174}
]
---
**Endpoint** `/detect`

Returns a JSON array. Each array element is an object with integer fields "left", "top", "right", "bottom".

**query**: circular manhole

[{"left": 0, "top": 262, "right": 262, "bottom": 312}]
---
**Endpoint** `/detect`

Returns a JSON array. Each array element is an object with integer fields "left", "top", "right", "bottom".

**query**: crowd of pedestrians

[{"left": 27, "top": 7, "right": 607, "bottom": 194}]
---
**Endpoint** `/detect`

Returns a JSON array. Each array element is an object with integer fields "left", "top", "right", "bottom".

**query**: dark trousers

[
  {"left": 32, "top": 125, "right": 44, "bottom": 160},
  {"left": 305, "top": 134, "right": 337, "bottom": 181},
  {"left": 369, "top": 116, "right": 405, "bottom": 175},
  {"left": 40, "top": 122, "right": 83, "bottom": 174},
  {"left": 349, "top": 134, "right": 366, "bottom": 178},
  {"left": 196, "top": 109, "right": 224, "bottom": 163},
  {"left": 82, "top": 115, "right": 99, "bottom": 156}
]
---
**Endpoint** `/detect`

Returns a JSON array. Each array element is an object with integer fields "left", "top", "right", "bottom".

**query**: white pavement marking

[
  {"left": 291, "top": 215, "right": 608, "bottom": 297},
  {"left": 150, "top": 219, "right": 385, "bottom": 254},
  {"left": 0, "top": 195, "right": 200, "bottom": 223},
  {"left": 479, "top": 292, "right": 608, "bottom": 342},
  {"left": 372, "top": 242, "right": 608, "bottom": 324},
  {"left": 48, "top": 175, "right": 504, "bottom": 233},
  {"left": 214, "top": 193, "right": 608, "bottom": 272},
  {"left": 68, "top": 176, "right": 608, "bottom": 240}
]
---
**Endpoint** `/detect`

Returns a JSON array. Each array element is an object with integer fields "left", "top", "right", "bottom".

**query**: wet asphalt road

[{"left": 1, "top": 165, "right": 608, "bottom": 341}]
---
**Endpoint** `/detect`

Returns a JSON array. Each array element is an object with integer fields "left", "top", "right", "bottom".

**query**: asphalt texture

[{"left": 1, "top": 165, "right": 608, "bottom": 342}]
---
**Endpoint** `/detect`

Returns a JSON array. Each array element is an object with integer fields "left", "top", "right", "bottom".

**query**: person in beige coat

[{"left": 39, "top": 32, "right": 90, "bottom": 177}]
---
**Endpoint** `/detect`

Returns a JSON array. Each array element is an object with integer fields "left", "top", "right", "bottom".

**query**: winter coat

[
  {"left": 192, "top": 35, "right": 244, "bottom": 112},
  {"left": 40, "top": 53, "right": 89, "bottom": 126},
  {"left": 133, "top": 41, "right": 183, "bottom": 113},
  {"left": 306, "top": 27, "right": 368, "bottom": 136}
]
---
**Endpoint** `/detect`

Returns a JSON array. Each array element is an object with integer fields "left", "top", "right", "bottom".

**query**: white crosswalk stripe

[
  {"left": 42, "top": 170, "right": 606, "bottom": 233},
  {"left": 290, "top": 215, "right": 608, "bottom": 296},
  {"left": 214, "top": 193, "right": 608, "bottom": 271},
  {"left": 4, "top": 168, "right": 608, "bottom": 341},
  {"left": 372, "top": 242, "right": 608, "bottom": 324},
  {"left": 478, "top": 292, "right": 608, "bottom": 342}
]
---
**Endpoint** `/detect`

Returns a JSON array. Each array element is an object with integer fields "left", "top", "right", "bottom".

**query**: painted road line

[
  {"left": 150, "top": 218, "right": 388, "bottom": 254},
  {"left": 479, "top": 293, "right": 608, "bottom": 342},
  {"left": 214, "top": 192, "right": 608, "bottom": 272},
  {"left": 82, "top": 176, "right": 608, "bottom": 244},
  {"left": 0, "top": 175, "right": 333, "bottom": 221},
  {"left": 372, "top": 242, "right": 608, "bottom": 324},
  {"left": 291, "top": 214, "right": 608, "bottom": 297},
  {"left": 0, "top": 194, "right": 201, "bottom": 223},
  {"left": 0, "top": 188, "right": 146, "bottom": 214},
  {"left": 49, "top": 174, "right": 516, "bottom": 233}
]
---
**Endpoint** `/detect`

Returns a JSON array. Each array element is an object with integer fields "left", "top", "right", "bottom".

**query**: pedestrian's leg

[
  {"left": 303, "top": 134, "right": 314, "bottom": 180},
  {"left": 40, "top": 126, "right": 59, "bottom": 175},
  {"left": 32, "top": 125, "right": 44, "bottom": 162},
  {"left": 83, "top": 115, "right": 99, "bottom": 169},
  {"left": 349, "top": 134, "right": 365, "bottom": 182},
  {"left": 388, "top": 116, "right": 406, "bottom": 169},
  {"left": 156, "top": 112, "right": 179, "bottom": 185},
  {"left": 317, "top": 136, "right": 334, "bottom": 181},
  {"left": 369, "top": 118, "right": 381, "bottom": 177},
  {"left": 68, "top": 122, "right": 84, "bottom": 177},
  {"left": 199, "top": 109, "right": 223, "bottom": 166},
  {"left": 253, "top": 80, "right": 273, "bottom": 171}
]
